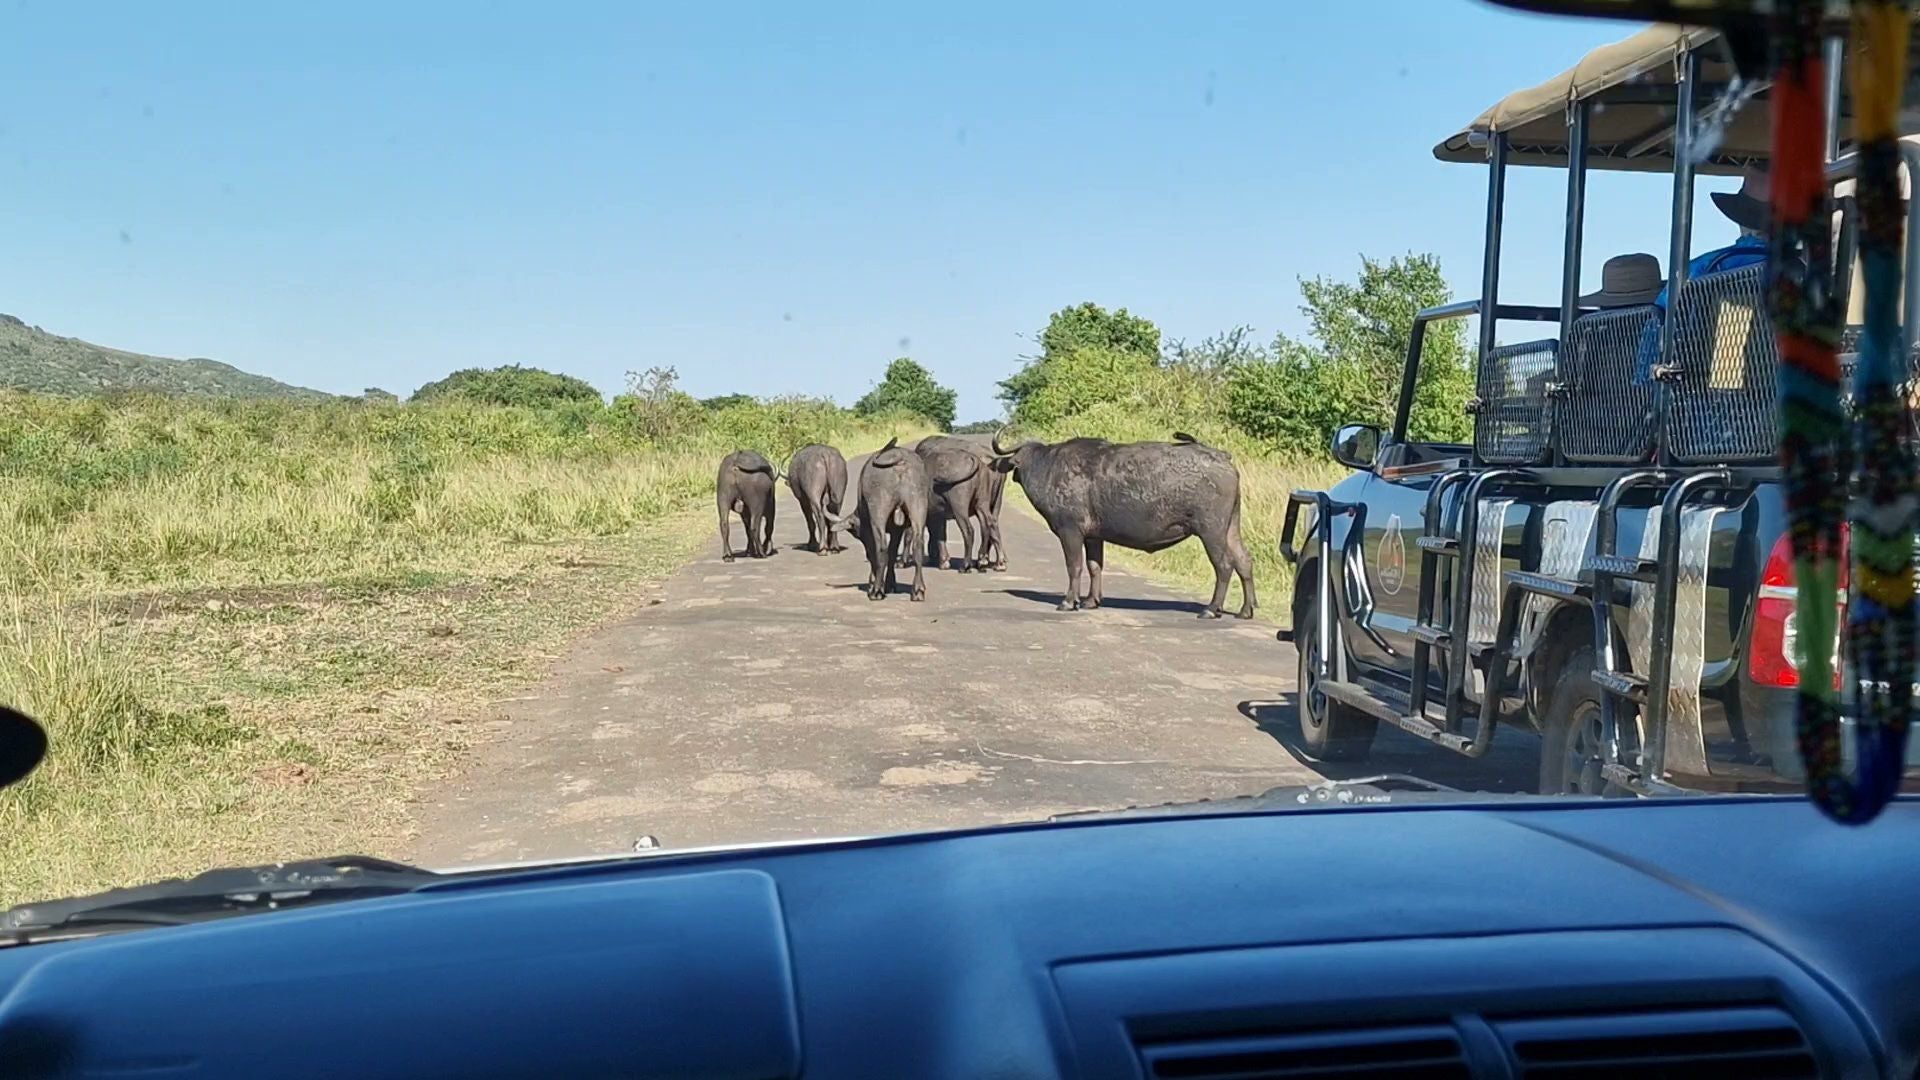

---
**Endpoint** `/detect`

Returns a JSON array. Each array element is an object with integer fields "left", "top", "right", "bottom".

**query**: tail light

[{"left": 1748, "top": 529, "right": 1846, "bottom": 689}]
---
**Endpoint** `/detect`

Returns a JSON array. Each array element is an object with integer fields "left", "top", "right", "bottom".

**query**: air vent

[
  {"left": 1138, "top": 1024, "right": 1470, "bottom": 1080},
  {"left": 1495, "top": 1005, "right": 1817, "bottom": 1080}
]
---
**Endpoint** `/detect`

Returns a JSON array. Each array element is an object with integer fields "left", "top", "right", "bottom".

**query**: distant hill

[{"left": 0, "top": 314, "right": 329, "bottom": 400}]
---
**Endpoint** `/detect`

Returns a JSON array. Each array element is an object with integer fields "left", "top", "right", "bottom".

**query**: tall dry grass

[{"left": 0, "top": 389, "right": 925, "bottom": 903}]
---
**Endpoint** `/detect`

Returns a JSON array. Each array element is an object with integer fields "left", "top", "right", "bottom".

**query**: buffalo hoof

[
  {"left": 722, "top": 553, "right": 735, "bottom": 563},
  {"left": 1084, "top": 597, "right": 1101, "bottom": 609},
  {"left": 1235, "top": 607, "right": 1255, "bottom": 620},
  {"left": 815, "top": 547, "right": 829, "bottom": 557},
  {"left": 1198, "top": 608, "right": 1224, "bottom": 620},
  {"left": 992, "top": 561, "right": 1008, "bottom": 572},
  {"left": 910, "top": 590, "right": 926, "bottom": 602}
]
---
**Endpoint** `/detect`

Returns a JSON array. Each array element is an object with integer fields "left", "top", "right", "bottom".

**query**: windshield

[{"left": 0, "top": 3, "right": 1884, "bottom": 915}]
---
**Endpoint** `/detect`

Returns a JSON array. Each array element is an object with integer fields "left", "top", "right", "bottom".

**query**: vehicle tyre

[
  {"left": 1294, "top": 590, "right": 1377, "bottom": 762},
  {"left": 1537, "top": 647, "right": 1624, "bottom": 796}
]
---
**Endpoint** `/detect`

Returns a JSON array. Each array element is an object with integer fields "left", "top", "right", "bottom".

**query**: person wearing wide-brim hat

[
  {"left": 1635, "top": 168, "right": 1771, "bottom": 382},
  {"left": 1579, "top": 253, "right": 1665, "bottom": 309}
]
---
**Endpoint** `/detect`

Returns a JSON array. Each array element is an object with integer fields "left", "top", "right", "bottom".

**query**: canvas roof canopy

[{"left": 1433, "top": 22, "right": 1920, "bottom": 176}]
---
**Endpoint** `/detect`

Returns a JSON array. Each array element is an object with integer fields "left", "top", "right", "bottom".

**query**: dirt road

[{"left": 414, "top": 455, "right": 1536, "bottom": 867}]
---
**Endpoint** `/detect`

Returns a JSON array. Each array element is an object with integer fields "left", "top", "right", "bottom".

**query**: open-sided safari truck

[{"left": 1280, "top": 22, "right": 1920, "bottom": 794}]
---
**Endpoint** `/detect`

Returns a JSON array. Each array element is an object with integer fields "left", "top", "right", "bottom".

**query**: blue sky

[{"left": 0, "top": 2, "right": 1748, "bottom": 419}]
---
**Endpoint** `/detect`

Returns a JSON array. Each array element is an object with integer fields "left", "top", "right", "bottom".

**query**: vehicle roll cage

[{"left": 1285, "top": 29, "right": 1920, "bottom": 794}]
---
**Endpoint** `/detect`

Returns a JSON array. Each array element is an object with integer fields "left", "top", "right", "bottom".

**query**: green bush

[{"left": 410, "top": 365, "right": 603, "bottom": 408}]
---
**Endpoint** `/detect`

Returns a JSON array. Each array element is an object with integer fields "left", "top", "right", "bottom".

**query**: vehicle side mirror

[{"left": 1329, "top": 423, "right": 1381, "bottom": 470}]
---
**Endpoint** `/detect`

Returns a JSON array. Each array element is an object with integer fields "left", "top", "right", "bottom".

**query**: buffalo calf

[
  {"left": 715, "top": 450, "right": 778, "bottom": 562},
  {"left": 787, "top": 443, "right": 849, "bottom": 555}
]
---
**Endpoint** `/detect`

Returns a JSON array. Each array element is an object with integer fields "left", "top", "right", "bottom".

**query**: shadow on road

[
  {"left": 1237, "top": 698, "right": 1543, "bottom": 795},
  {"left": 995, "top": 588, "right": 1205, "bottom": 614},
  {"left": 1237, "top": 697, "right": 1400, "bottom": 782}
]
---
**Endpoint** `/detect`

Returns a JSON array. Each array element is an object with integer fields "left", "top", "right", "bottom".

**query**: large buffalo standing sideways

[
  {"left": 915, "top": 435, "right": 1007, "bottom": 571},
  {"left": 991, "top": 431, "right": 1255, "bottom": 618},
  {"left": 715, "top": 449, "right": 779, "bottom": 562},
  {"left": 828, "top": 438, "right": 930, "bottom": 601},
  {"left": 786, "top": 443, "right": 849, "bottom": 555}
]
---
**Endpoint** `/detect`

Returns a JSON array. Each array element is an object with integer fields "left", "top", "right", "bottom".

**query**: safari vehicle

[{"left": 1281, "top": 24, "right": 1920, "bottom": 794}]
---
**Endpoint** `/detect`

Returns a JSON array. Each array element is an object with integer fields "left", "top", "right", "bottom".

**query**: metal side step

[
  {"left": 1410, "top": 624, "right": 1498, "bottom": 657},
  {"left": 1601, "top": 763, "right": 1698, "bottom": 796},
  {"left": 1415, "top": 536, "right": 1459, "bottom": 556},
  {"left": 1589, "top": 553, "right": 1659, "bottom": 583},
  {"left": 1317, "top": 679, "right": 1477, "bottom": 754},
  {"left": 1593, "top": 670, "right": 1648, "bottom": 703},
  {"left": 1505, "top": 570, "right": 1592, "bottom": 602}
]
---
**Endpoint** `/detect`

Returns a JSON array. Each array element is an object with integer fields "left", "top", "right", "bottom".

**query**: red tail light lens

[{"left": 1748, "top": 529, "right": 1846, "bottom": 689}]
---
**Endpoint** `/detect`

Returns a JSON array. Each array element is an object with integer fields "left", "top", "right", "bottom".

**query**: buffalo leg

[
  {"left": 718, "top": 504, "right": 735, "bottom": 562},
  {"left": 742, "top": 502, "right": 764, "bottom": 558},
  {"left": 1227, "top": 517, "right": 1257, "bottom": 619},
  {"left": 983, "top": 510, "right": 1006, "bottom": 571},
  {"left": 867, "top": 525, "right": 888, "bottom": 600},
  {"left": 908, "top": 513, "right": 927, "bottom": 601},
  {"left": 1083, "top": 539, "right": 1105, "bottom": 608},
  {"left": 761, "top": 498, "right": 777, "bottom": 556},
  {"left": 884, "top": 527, "right": 903, "bottom": 595},
  {"left": 1197, "top": 530, "right": 1232, "bottom": 619},
  {"left": 802, "top": 495, "right": 821, "bottom": 554},
  {"left": 1055, "top": 530, "right": 1087, "bottom": 611},
  {"left": 953, "top": 510, "right": 977, "bottom": 573}
]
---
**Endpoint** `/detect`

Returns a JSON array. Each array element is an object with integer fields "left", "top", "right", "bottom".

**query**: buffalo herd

[{"left": 714, "top": 432, "right": 1255, "bottom": 619}]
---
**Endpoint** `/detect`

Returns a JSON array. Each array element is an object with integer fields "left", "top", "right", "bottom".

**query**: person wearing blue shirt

[{"left": 1633, "top": 169, "right": 1770, "bottom": 382}]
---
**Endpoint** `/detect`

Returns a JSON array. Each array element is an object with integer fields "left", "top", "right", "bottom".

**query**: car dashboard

[{"left": 0, "top": 798, "right": 1912, "bottom": 1078}]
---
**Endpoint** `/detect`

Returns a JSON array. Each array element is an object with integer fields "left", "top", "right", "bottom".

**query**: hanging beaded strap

[
  {"left": 1770, "top": 0, "right": 1850, "bottom": 816},
  {"left": 1839, "top": 0, "right": 1915, "bottom": 820}
]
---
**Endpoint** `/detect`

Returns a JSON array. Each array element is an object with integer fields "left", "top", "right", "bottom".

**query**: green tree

[
  {"left": 854, "top": 358, "right": 957, "bottom": 429},
  {"left": 700, "top": 393, "right": 754, "bottom": 410},
  {"left": 411, "top": 365, "right": 603, "bottom": 407},
  {"left": 1226, "top": 253, "right": 1471, "bottom": 452},
  {"left": 998, "top": 302, "right": 1162, "bottom": 419}
]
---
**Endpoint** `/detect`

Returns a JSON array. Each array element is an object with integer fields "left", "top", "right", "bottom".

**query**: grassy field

[
  {"left": 0, "top": 392, "right": 920, "bottom": 906},
  {"left": 1018, "top": 406, "right": 1349, "bottom": 625}
]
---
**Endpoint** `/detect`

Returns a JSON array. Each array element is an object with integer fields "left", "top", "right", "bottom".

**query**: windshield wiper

[
  {"left": 0, "top": 855, "right": 442, "bottom": 943},
  {"left": 1049, "top": 774, "right": 1537, "bottom": 822}
]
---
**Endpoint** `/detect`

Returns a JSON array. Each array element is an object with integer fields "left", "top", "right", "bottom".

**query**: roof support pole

[
  {"left": 1824, "top": 34, "right": 1845, "bottom": 164},
  {"left": 1478, "top": 131, "right": 1509, "bottom": 418},
  {"left": 1559, "top": 99, "right": 1591, "bottom": 343},
  {"left": 1658, "top": 48, "right": 1704, "bottom": 465}
]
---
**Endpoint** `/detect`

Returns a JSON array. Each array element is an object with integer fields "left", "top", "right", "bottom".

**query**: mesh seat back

[
  {"left": 1474, "top": 338, "right": 1558, "bottom": 464},
  {"left": 1558, "top": 305, "right": 1658, "bottom": 464},
  {"left": 1664, "top": 264, "right": 1779, "bottom": 464}
]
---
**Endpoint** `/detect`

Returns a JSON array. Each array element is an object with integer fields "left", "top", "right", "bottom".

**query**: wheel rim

[
  {"left": 1300, "top": 623, "right": 1327, "bottom": 731},
  {"left": 1561, "top": 700, "right": 1606, "bottom": 795}
]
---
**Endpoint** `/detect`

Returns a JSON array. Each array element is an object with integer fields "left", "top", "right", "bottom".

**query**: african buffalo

[
  {"left": 827, "top": 437, "right": 929, "bottom": 601},
  {"left": 914, "top": 443, "right": 997, "bottom": 572},
  {"left": 715, "top": 449, "right": 779, "bottom": 562},
  {"left": 914, "top": 435, "right": 1007, "bottom": 571},
  {"left": 990, "top": 431, "right": 1255, "bottom": 618},
  {"left": 787, "top": 443, "right": 849, "bottom": 555}
]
